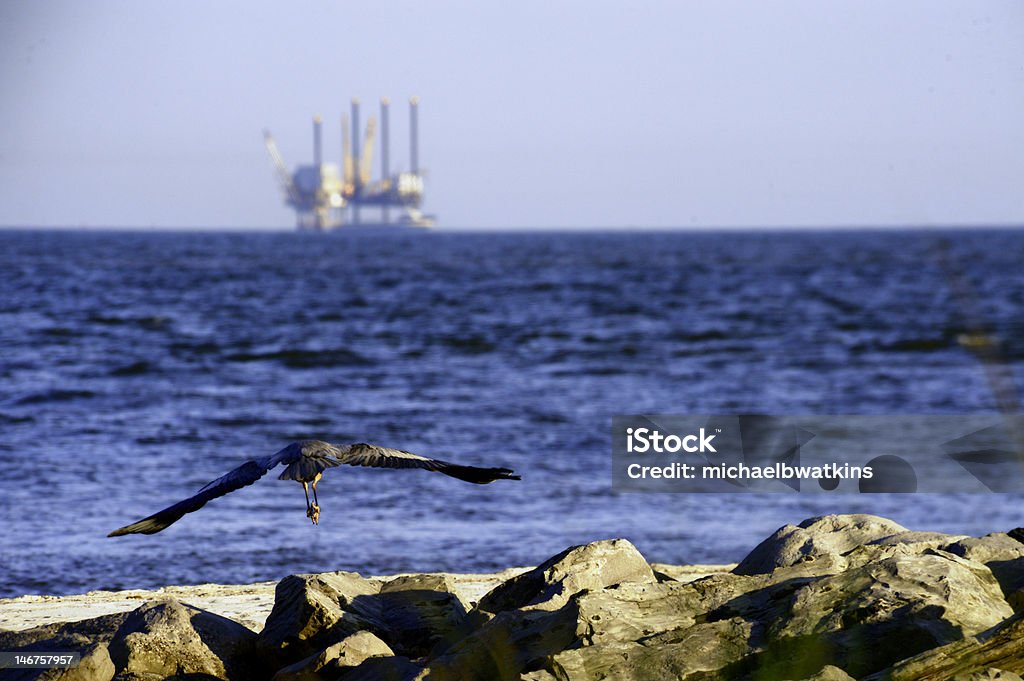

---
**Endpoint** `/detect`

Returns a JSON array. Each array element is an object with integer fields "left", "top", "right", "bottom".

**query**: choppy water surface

[{"left": 1, "top": 228, "right": 1023, "bottom": 597}]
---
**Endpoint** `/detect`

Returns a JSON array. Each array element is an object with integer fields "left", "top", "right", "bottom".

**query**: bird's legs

[
  {"left": 302, "top": 475, "right": 321, "bottom": 525},
  {"left": 310, "top": 473, "right": 321, "bottom": 524},
  {"left": 303, "top": 481, "right": 320, "bottom": 525}
]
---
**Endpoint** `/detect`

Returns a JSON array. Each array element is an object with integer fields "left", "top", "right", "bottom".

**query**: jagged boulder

[
  {"left": 866, "top": 611, "right": 1024, "bottom": 680},
  {"left": 0, "top": 612, "right": 126, "bottom": 681},
  {"left": 734, "top": 514, "right": 909, "bottom": 575},
  {"left": 476, "top": 538, "right": 655, "bottom": 614},
  {"left": 257, "top": 571, "right": 382, "bottom": 662},
  {"left": 870, "top": 530, "right": 968, "bottom": 551},
  {"left": 943, "top": 533, "right": 1024, "bottom": 608},
  {"left": 0, "top": 644, "right": 116, "bottom": 681},
  {"left": 271, "top": 630, "right": 393, "bottom": 680},
  {"left": 0, "top": 601, "right": 256, "bottom": 681},
  {"left": 375, "top": 573, "right": 472, "bottom": 657},
  {"left": 351, "top": 539, "right": 658, "bottom": 681},
  {"left": 549, "top": 617, "right": 755, "bottom": 681},
  {"left": 333, "top": 655, "right": 424, "bottom": 681},
  {"left": 106, "top": 598, "right": 257, "bottom": 680},
  {"left": 413, "top": 604, "right": 580, "bottom": 681},
  {"left": 572, "top": 579, "right": 717, "bottom": 647},
  {"left": 520, "top": 671, "right": 560, "bottom": 681},
  {"left": 541, "top": 543, "right": 1002, "bottom": 679},
  {"left": 721, "top": 548, "right": 1013, "bottom": 678},
  {"left": 255, "top": 569, "right": 478, "bottom": 668}
]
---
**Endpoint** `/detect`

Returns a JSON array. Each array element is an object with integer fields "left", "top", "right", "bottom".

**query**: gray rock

[
  {"left": 107, "top": 598, "right": 256, "bottom": 680},
  {"left": 338, "top": 655, "right": 424, "bottom": 681},
  {"left": 956, "top": 670, "right": 1024, "bottom": 681},
  {"left": 866, "top": 611, "right": 1024, "bottom": 680},
  {"left": 519, "top": 671, "right": 559, "bottom": 681},
  {"left": 406, "top": 539, "right": 655, "bottom": 680},
  {"left": 416, "top": 543, "right": 753, "bottom": 680},
  {"left": 5, "top": 643, "right": 116, "bottom": 681},
  {"left": 52, "top": 645, "right": 115, "bottom": 681},
  {"left": 869, "top": 531, "right": 965, "bottom": 550},
  {"left": 734, "top": 514, "right": 909, "bottom": 575},
  {"left": 477, "top": 538, "right": 655, "bottom": 615},
  {"left": 376, "top": 574, "right": 472, "bottom": 657},
  {"left": 735, "top": 550, "right": 1013, "bottom": 678},
  {"left": 571, "top": 559, "right": 839, "bottom": 651},
  {"left": 550, "top": 617, "right": 754, "bottom": 681},
  {"left": 557, "top": 541, "right": 1011, "bottom": 679},
  {"left": 256, "top": 569, "right": 477, "bottom": 667},
  {"left": 0, "top": 612, "right": 129, "bottom": 652},
  {"left": 271, "top": 630, "right": 392, "bottom": 680},
  {"left": 944, "top": 533, "right": 1024, "bottom": 607},
  {"left": 0, "top": 613, "right": 127, "bottom": 681},
  {"left": 422, "top": 603, "right": 581, "bottom": 681},
  {"left": 257, "top": 571, "right": 382, "bottom": 661},
  {"left": 649, "top": 563, "right": 736, "bottom": 584},
  {"left": 798, "top": 665, "right": 857, "bottom": 681},
  {"left": 944, "top": 533, "right": 1024, "bottom": 564},
  {"left": 573, "top": 579, "right": 715, "bottom": 647}
]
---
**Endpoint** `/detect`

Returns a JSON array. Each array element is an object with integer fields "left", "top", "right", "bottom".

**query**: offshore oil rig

[{"left": 263, "top": 97, "right": 434, "bottom": 231}]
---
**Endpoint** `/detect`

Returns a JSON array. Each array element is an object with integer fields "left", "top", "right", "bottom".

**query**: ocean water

[{"left": 1, "top": 228, "right": 1023, "bottom": 598}]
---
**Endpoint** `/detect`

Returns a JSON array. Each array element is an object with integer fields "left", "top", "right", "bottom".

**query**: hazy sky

[{"left": 1, "top": 1, "right": 1022, "bottom": 229}]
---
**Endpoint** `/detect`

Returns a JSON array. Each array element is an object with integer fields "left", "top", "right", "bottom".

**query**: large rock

[
  {"left": 734, "top": 514, "right": 909, "bottom": 575},
  {"left": 418, "top": 604, "right": 580, "bottom": 681},
  {"left": 257, "top": 571, "right": 382, "bottom": 661},
  {"left": 334, "top": 655, "right": 424, "bottom": 681},
  {"left": 476, "top": 538, "right": 655, "bottom": 614},
  {"left": 387, "top": 539, "right": 656, "bottom": 681},
  {"left": 867, "top": 611, "right": 1024, "bottom": 680},
  {"left": 321, "top": 522, "right": 1024, "bottom": 679},
  {"left": 0, "top": 612, "right": 126, "bottom": 681},
  {"left": 943, "top": 533, "right": 1024, "bottom": 608},
  {"left": 375, "top": 573, "right": 472, "bottom": 657},
  {"left": 549, "top": 617, "right": 754, "bottom": 681},
  {"left": 870, "top": 530, "right": 968, "bottom": 551},
  {"left": 533, "top": 535, "right": 1012, "bottom": 679},
  {"left": 340, "top": 527, "right": 1018, "bottom": 681},
  {"left": 724, "top": 548, "right": 1013, "bottom": 678},
  {"left": 0, "top": 644, "right": 116, "bottom": 681},
  {"left": 799, "top": 666, "right": 857, "bottom": 681},
  {"left": 107, "top": 598, "right": 257, "bottom": 680},
  {"left": 572, "top": 579, "right": 716, "bottom": 647},
  {"left": 256, "top": 570, "right": 475, "bottom": 665},
  {"left": 520, "top": 671, "right": 560, "bottom": 681},
  {"left": 271, "top": 630, "right": 392, "bottom": 680}
]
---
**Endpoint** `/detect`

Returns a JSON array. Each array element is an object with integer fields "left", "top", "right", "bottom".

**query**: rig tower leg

[
  {"left": 351, "top": 98, "right": 361, "bottom": 226},
  {"left": 409, "top": 96, "right": 419, "bottom": 175},
  {"left": 381, "top": 97, "right": 390, "bottom": 225}
]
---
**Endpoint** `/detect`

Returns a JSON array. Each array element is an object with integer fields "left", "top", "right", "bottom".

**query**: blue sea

[{"left": 2, "top": 228, "right": 1023, "bottom": 598}]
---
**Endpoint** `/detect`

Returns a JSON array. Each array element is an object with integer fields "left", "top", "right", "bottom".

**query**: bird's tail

[{"left": 440, "top": 464, "right": 521, "bottom": 484}]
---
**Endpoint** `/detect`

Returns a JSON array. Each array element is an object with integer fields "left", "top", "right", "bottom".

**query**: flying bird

[{"left": 108, "top": 440, "right": 520, "bottom": 536}]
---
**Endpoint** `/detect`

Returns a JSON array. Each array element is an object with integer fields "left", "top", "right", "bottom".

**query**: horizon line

[{"left": 2, "top": 222, "right": 1024, "bottom": 233}]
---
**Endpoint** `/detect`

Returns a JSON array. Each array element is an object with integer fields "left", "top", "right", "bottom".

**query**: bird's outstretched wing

[
  {"left": 108, "top": 459, "right": 275, "bottom": 536},
  {"left": 108, "top": 440, "right": 519, "bottom": 537},
  {"left": 334, "top": 442, "right": 521, "bottom": 484}
]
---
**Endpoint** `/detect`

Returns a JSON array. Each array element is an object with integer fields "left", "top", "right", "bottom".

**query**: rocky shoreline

[{"left": 4, "top": 514, "right": 1024, "bottom": 680}]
